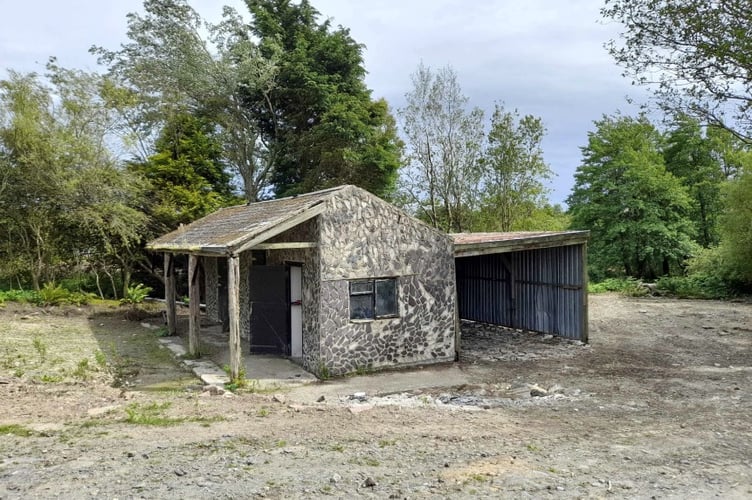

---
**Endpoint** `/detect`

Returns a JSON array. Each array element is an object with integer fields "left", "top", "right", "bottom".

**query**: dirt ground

[{"left": 0, "top": 294, "right": 750, "bottom": 499}]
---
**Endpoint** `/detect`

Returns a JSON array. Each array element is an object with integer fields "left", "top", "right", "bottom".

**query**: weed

[
  {"left": 72, "top": 358, "right": 90, "bottom": 379},
  {"left": 257, "top": 407, "right": 269, "bottom": 417},
  {"left": 0, "top": 424, "right": 34, "bottom": 437},
  {"left": 318, "top": 363, "right": 330, "bottom": 380},
  {"left": 39, "top": 373, "right": 63, "bottom": 383},
  {"left": 320, "top": 485, "right": 332, "bottom": 493},
  {"left": 378, "top": 439, "right": 396, "bottom": 448},
  {"left": 276, "top": 440, "right": 287, "bottom": 448},
  {"left": 469, "top": 473, "right": 488, "bottom": 482},
  {"left": 92, "top": 350, "right": 106, "bottom": 368},
  {"left": 120, "top": 283, "right": 152, "bottom": 306},
  {"left": 526, "top": 443, "right": 541, "bottom": 452},
  {"left": 32, "top": 336, "right": 47, "bottom": 362},
  {"left": 154, "top": 326, "right": 170, "bottom": 337},
  {"left": 330, "top": 443, "right": 345, "bottom": 452},
  {"left": 124, "top": 402, "right": 181, "bottom": 426},
  {"left": 355, "top": 364, "right": 371, "bottom": 376},
  {"left": 13, "top": 368, "right": 24, "bottom": 378}
]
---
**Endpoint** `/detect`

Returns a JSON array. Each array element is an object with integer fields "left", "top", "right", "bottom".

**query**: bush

[
  {"left": 120, "top": 283, "right": 152, "bottom": 306},
  {"left": 35, "top": 283, "right": 92, "bottom": 306},
  {"left": 0, "top": 289, "right": 37, "bottom": 304},
  {"left": 656, "top": 275, "right": 730, "bottom": 299},
  {"left": 588, "top": 278, "right": 647, "bottom": 296}
]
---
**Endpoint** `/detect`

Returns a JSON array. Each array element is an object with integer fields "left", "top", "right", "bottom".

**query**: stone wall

[
  {"left": 317, "top": 186, "right": 456, "bottom": 376},
  {"left": 203, "top": 257, "right": 219, "bottom": 323},
  {"left": 239, "top": 251, "right": 252, "bottom": 342},
  {"left": 265, "top": 218, "right": 321, "bottom": 371}
]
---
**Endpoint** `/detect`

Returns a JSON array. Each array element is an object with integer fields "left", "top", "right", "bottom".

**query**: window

[{"left": 349, "top": 278, "right": 398, "bottom": 320}]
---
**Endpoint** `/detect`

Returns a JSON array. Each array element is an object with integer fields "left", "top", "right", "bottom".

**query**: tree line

[{"left": 0, "top": 0, "right": 750, "bottom": 298}]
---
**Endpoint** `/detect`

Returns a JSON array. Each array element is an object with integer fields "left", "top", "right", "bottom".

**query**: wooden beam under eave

[
  {"left": 188, "top": 254, "right": 201, "bottom": 357},
  {"left": 232, "top": 203, "right": 326, "bottom": 255},
  {"left": 253, "top": 242, "right": 317, "bottom": 250},
  {"left": 164, "top": 253, "right": 177, "bottom": 336},
  {"left": 227, "top": 254, "right": 242, "bottom": 380}
]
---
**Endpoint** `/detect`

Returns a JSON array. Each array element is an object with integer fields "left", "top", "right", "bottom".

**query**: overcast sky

[{"left": 0, "top": 0, "right": 647, "bottom": 205}]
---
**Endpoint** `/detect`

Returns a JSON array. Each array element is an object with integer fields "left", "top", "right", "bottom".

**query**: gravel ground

[{"left": 1, "top": 294, "right": 751, "bottom": 499}]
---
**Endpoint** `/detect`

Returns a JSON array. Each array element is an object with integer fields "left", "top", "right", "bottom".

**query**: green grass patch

[
  {"left": 0, "top": 424, "right": 35, "bottom": 437},
  {"left": 123, "top": 402, "right": 224, "bottom": 427}
]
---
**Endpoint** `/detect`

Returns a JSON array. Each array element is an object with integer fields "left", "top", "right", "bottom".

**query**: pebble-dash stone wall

[
  {"left": 203, "top": 257, "right": 219, "bottom": 323},
  {"left": 316, "top": 186, "right": 456, "bottom": 376},
  {"left": 265, "top": 218, "right": 321, "bottom": 370}
]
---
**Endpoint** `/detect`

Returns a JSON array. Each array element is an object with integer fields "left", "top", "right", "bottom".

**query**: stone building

[{"left": 147, "top": 185, "right": 457, "bottom": 378}]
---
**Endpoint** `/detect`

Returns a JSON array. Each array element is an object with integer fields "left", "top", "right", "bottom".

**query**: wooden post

[
  {"left": 164, "top": 253, "right": 177, "bottom": 336},
  {"left": 188, "top": 254, "right": 201, "bottom": 357},
  {"left": 581, "top": 242, "right": 589, "bottom": 344},
  {"left": 227, "top": 254, "right": 242, "bottom": 380}
]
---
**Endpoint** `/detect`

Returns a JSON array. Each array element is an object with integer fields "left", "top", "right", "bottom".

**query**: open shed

[
  {"left": 147, "top": 185, "right": 589, "bottom": 379},
  {"left": 453, "top": 231, "right": 590, "bottom": 343}
]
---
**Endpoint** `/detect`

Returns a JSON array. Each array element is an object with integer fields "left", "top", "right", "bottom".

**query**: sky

[{"left": 0, "top": 0, "right": 649, "bottom": 205}]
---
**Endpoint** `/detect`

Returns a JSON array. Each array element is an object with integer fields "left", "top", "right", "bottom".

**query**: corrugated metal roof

[
  {"left": 452, "top": 231, "right": 589, "bottom": 257},
  {"left": 147, "top": 186, "right": 344, "bottom": 255}
]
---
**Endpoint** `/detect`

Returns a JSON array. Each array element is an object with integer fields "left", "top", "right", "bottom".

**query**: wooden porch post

[
  {"left": 188, "top": 254, "right": 201, "bottom": 356},
  {"left": 164, "top": 253, "right": 177, "bottom": 336},
  {"left": 227, "top": 254, "right": 242, "bottom": 380}
]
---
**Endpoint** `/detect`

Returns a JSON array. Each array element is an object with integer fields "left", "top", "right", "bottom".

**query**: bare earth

[{"left": 1, "top": 294, "right": 751, "bottom": 499}]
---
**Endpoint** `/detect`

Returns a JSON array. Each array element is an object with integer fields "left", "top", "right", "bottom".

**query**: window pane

[
  {"left": 350, "top": 281, "right": 373, "bottom": 295},
  {"left": 350, "top": 294, "right": 374, "bottom": 319},
  {"left": 375, "top": 279, "right": 397, "bottom": 317}
]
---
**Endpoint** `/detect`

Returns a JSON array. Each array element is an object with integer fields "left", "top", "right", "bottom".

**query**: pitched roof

[{"left": 147, "top": 185, "right": 345, "bottom": 255}]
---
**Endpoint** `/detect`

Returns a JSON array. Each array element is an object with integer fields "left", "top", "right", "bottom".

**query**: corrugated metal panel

[{"left": 456, "top": 244, "right": 587, "bottom": 341}]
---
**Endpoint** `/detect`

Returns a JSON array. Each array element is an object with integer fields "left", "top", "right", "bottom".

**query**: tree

[
  {"left": 399, "top": 64, "right": 484, "bottom": 232},
  {"left": 92, "top": 0, "right": 278, "bottom": 201},
  {"left": 719, "top": 163, "right": 752, "bottom": 284},
  {"left": 131, "top": 112, "right": 235, "bottom": 235},
  {"left": 246, "top": 0, "right": 402, "bottom": 198},
  {"left": 0, "top": 67, "right": 147, "bottom": 292},
  {"left": 603, "top": 0, "right": 752, "bottom": 141},
  {"left": 568, "top": 114, "right": 695, "bottom": 280},
  {"left": 662, "top": 115, "right": 726, "bottom": 247},
  {"left": 477, "top": 104, "right": 553, "bottom": 231}
]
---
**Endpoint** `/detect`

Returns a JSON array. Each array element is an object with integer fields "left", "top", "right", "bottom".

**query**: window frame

[{"left": 349, "top": 277, "right": 399, "bottom": 320}]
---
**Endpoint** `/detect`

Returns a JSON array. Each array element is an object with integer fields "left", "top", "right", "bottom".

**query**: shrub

[
  {"left": 120, "top": 284, "right": 152, "bottom": 306},
  {"left": 34, "top": 283, "right": 92, "bottom": 306},
  {"left": 588, "top": 277, "right": 647, "bottom": 296}
]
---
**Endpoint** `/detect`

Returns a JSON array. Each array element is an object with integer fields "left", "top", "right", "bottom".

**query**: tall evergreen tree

[{"left": 246, "top": 0, "right": 402, "bottom": 198}]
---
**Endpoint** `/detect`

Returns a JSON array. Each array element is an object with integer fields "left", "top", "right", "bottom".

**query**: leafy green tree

[
  {"left": 0, "top": 67, "right": 147, "bottom": 292},
  {"left": 131, "top": 112, "right": 235, "bottom": 234},
  {"left": 719, "top": 163, "right": 752, "bottom": 284},
  {"left": 246, "top": 0, "right": 402, "bottom": 198},
  {"left": 93, "top": 0, "right": 278, "bottom": 201},
  {"left": 398, "top": 64, "right": 484, "bottom": 232},
  {"left": 662, "top": 115, "right": 726, "bottom": 247},
  {"left": 477, "top": 104, "right": 553, "bottom": 231},
  {"left": 568, "top": 114, "right": 695, "bottom": 280},
  {"left": 603, "top": 0, "right": 752, "bottom": 141}
]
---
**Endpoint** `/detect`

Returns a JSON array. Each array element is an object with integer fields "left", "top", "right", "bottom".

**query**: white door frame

[{"left": 289, "top": 264, "right": 303, "bottom": 359}]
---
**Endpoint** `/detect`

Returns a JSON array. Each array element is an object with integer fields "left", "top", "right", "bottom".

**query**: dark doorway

[{"left": 249, "top": 265, "right": 289, "bottom": 354}]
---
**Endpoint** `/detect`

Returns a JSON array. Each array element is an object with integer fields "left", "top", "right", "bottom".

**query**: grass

[
  {"left": 123, "top": 402, "right": 224, "bottom": 427},
  {"left": 588, "top": 278, "right": 647, "bottom": 296},
  {"left": 0, "top": 424, "right": 35, "bottom": 437}
]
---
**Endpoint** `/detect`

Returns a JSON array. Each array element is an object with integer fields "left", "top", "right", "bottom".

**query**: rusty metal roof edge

[{"left": 453, "top": 230, "right": 590, "bottom": 256}]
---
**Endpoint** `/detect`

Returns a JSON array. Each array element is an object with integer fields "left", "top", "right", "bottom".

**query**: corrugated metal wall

[{"left": 456, "top": 244, "right": 587, "bottom": 341}]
